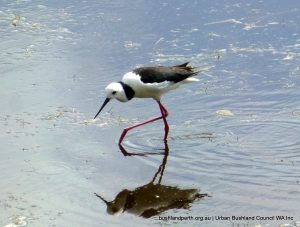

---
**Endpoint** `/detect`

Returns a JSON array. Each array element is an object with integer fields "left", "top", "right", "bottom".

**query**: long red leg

[
  {"left": 158, "top": 101, "right": 169, "bottom": 141},
  {"left": 159, "top": 102, "right": 169, "bottom": 117},
  {"left": 118, "top": 101, "right": 169, "bottom": 144}
]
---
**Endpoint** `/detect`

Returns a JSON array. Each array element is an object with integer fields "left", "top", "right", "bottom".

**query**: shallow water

[{"left": 1, "top": 0, "right": 300, "bottom": 227}]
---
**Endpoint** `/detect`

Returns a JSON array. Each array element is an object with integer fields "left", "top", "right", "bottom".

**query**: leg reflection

[{"left": 150, "top": 141, "right": 169, "bottom": 184}]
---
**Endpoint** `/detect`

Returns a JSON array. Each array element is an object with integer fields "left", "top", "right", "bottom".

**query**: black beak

[
  {"left": 94, "top": 98, "right": 110, "bottom": 119},
  {"left": 94, "top": 193, "right": 109, "bottom": 205}
]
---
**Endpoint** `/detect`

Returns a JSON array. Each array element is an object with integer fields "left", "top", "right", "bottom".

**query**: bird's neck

[{"left": 119, "top": 81, "right": 135, "bottom": 100}]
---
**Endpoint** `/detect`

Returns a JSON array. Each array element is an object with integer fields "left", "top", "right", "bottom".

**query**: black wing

[{"left": 133, "top": 62, "right": 200, "bottom": 84}]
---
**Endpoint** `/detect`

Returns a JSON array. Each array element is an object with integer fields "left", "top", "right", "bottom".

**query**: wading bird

[{"left": 94, "top": 62, "right": 202, "bottom": 144}]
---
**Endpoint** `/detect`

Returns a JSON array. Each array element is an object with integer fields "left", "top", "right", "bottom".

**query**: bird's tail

[
  {"left": 174, "top": 62, "right": 213, "bottom": 76},
  {"left": 175, "top": 62, "right": 215, "bottom": 76}
]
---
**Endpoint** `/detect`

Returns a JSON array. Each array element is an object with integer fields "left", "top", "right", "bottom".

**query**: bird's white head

[
  {"left": 105, "top": 82, "right": 128, "bottom": 102},
  {"left": 94, "top": 82, "right": 129, "bottom": 119}
]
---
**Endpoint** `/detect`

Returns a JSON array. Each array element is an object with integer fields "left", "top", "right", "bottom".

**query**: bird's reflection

[{"left": 95, "top": 141, "right": 208, "bottom": 218}]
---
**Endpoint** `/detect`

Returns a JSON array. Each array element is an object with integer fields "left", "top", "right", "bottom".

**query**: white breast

[{"left": 122, "top": 72, "right": 172, "bottom": 100}]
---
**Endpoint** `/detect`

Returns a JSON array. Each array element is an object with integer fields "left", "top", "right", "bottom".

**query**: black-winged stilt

[{"left": 94, "top": 62, "right": 202, "bottom": 144}]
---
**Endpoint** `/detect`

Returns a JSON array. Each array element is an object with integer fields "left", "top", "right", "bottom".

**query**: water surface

[{"left": 1, "top": 0, "right": 300, "bottom": 226}]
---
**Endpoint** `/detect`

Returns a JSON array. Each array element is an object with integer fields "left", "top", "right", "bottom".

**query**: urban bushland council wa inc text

[{"left": 158, "top": 215, "right": 294, "bottom": 222}]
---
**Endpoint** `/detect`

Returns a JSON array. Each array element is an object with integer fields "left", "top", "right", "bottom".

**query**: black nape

[{"left": 119, "top": 81, "right": 135, "bottom": 100}]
